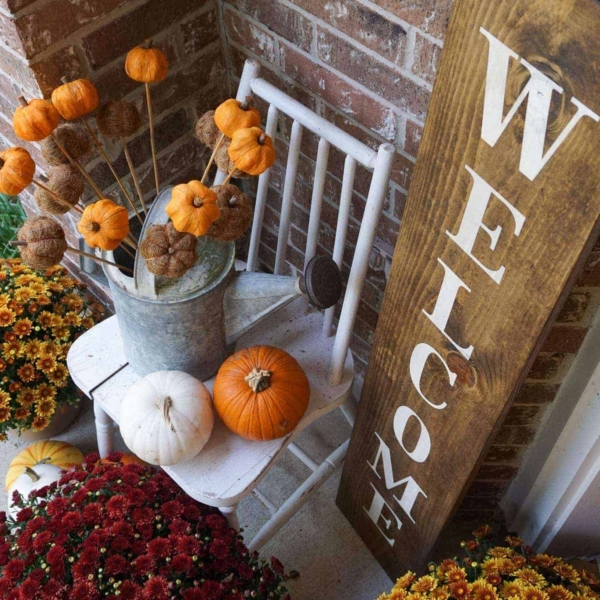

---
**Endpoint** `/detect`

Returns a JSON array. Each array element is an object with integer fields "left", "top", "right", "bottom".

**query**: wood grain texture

[{"left": 337, "top": 0, "right": 600, "bottom": 578}]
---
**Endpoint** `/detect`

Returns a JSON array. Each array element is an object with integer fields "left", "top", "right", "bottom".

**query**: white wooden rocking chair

[{"left": 67, "top": 59, "right": 394, "bottom": 551}]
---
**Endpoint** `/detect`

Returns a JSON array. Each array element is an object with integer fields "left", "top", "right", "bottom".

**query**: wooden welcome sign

[{"left": 337, "top": 0, "right": 600, "bottom": 579}]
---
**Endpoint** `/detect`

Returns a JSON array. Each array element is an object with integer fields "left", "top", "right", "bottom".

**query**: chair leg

[
  {"left": 220, "top": 504, "right": 240, "bottom": 531},
  {"left": 94, "top": 400, "right": 115, "bottom": 458},
  {"left": 248, "top": 440, "right": 349, "bottom": 552}
]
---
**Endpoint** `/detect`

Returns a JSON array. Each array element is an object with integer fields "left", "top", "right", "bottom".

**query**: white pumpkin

[
  {"left": 120, "top": 370, "right": 214, "bottom": 466},
  {"left": 8, "top": 463, "right": 63, "bottom": 519}
]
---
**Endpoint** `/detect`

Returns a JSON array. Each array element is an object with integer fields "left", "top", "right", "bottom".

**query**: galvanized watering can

[{"left": 102, "top": 187, "right": 342, "bottom": 381}]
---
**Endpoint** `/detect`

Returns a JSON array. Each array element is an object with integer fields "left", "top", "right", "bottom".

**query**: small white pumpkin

[
  {"left": 8, "top": 463, "right": 63, "bottom": 519},
  {"left": 120, "top": 370, "right": 214, "bottom": 466}
]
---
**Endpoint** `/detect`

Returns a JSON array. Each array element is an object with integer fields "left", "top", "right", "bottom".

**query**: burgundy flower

[
  {"left": 46, "top": 497, "right": 69, "bottom": 517},
  {"left": 172, "top": 553, "right": 194, "bottom": 574},
  {"left": 132, "top": 554, "right": 155, "bottom": 577},
  {"left": 200, "top": 580, "right": 225, "bottom": 600},
  {"left": 148, "top": 537, "right": 171, "bottom": 559},
  {"left": 71, "top": 488, "right": 88, "bottom": 505},
  {"left": 82, "top": 502, "right": 103, "bottom": 526},
  {"left": 118, "top": 581, "right": 143, "bottom": 600},
  {"left": 168, "top": 518, "right": 191, "bottom": 535},
  {"left": 32, "top": 530, "right": 53, "bottom": 553},
  {"left": 210, "top": 538, "right": 231, "bottom": 560},
  {"left": 110, "top": 535, "right": 131, "bottom": 552},
  {"left": 105, "top": 554, "right": 130, "bottom": 576},
  {"left": 4, "top": 559, "right": 25, "bottom": 581},
  {"left": 206, "top": 514, "right": 227, "bottom": 531},
  {"left": 60, "top": 511, "right": 83, "bottom": 533},
  {"left": 15, "top": 507, "right": 32, "bottom": 523},
  {"left": 143, "top": 575, "right": 169, "bottom": 600},
  {"left": 70, "top": 581, "right": 100, "bottom": 600},
  {"left": 46, "top": 544, "right": 66, "bottom": 566},
  {"left": 174, "top": 535, "right": 201, "bottom": 556},
  {"left": 85, "top": 478, "right": 105, "bottom": 492},
  {"left": 182, "top": 504, "right": 202, "bottom": 521},
  {"left": 106, "top": 494, "right": 131, "bottom": 518},
  {"left": 104, "top": 451, "right": 124, "bottom": 463},
  {"left": 132, "top": 506, "right": 154, "bottom": 527},
  {"left": 271, "top": 557, "right": 284, "bottom": 575},
  {"left": 161, "top": 500, "right": 184, "bottom": 521}
]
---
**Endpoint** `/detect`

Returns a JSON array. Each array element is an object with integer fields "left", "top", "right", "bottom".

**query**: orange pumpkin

[
  {"left": 13, "top": 98, "right": 60, "bottom": 142},
  {"left": 0, "top": 146, "right": 35, "bottom": 195},
  {"left": 51, "top": 78, "right": 99, "bottom": 121},
  {"left": 97, "top": 453, "right": 146, "bottom": 467},
  {"left": 213, "top": 346, "right": 310, "bottom": 441},
  {"left": 166, "top": 180, "right": 220, "bottom": 237},
  {"left": 77, "top": 199, "right": 130, "bottom": 251},
  {"left": 125, "top": 41, "right": 169, "bottom": 83},
  {"left": 214, "top": 98, "right": 261, "bottom": 138},
  {"left": 228, "top": 127, "right": 276, "bottom": 176}
]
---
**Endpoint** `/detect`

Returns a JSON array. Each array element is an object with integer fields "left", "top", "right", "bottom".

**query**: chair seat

[{"left": 67, "top": 299, "right": 354, "bottom": 506}]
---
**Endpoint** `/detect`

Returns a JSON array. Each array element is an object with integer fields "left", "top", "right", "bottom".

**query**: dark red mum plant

[{"left": 0, "top": 452, "right": 290, "bottom": 600}]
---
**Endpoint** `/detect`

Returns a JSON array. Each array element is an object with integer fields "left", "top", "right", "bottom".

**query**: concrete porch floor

[{"left": 0, "top": 397, "right": 394, "bottom": 600}]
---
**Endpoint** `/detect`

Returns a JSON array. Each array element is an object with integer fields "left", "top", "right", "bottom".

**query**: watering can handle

[{"left": 299, "top": 255, "right": 343, "bottom": 310}]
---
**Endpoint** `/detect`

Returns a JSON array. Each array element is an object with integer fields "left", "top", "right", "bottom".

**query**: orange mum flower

[
  {"left": 553, "top": 564, "right": 580, "bottom": 583},
  {"left": 13, "top": 318, "right": 33, "bottom": 337},
  {"left": 0, "top": 407, "right": 10, "bottom": 422},
  {"left": 522, "top": 586, "right": 549, "bottom": 600},
  {"left": 393, "top": 573, "right": 416, "bottom": 591},
  {"left": 546, "top": 585, "right": 574, "bottom": 600},
  {"left": 445, "top": 567, "right": 467, "bottom": 583},
  {"left": 532, "top": 555, "right": 558, "bottom": 569},
  {"left": 31, "top": 415, "right": 49, "bottom": 431},
  {"left": 36, "top": 354, "right": 57, "bottom": 374},
  {"left": 449, "top": 581, "right": 470, "bottom": 598},
  {"left": 473, "top": 525, "right": 493, "bottom": 539},
  {"left": 515, "top": 568, "right": 547, "bottom": 588},
  {"left": 505, "top": 535, "right": 524, "bottom": 548},
  {"left": 35, "top": 384, "right": 55, "bottom": 401},
  {"left": 36, "top": 397, "right": 56, "bottom": 418},
  {"left": 0, "top": 390, "right": 10, "bottom": 408},
  {"left": 17, "top": 388, "right": 37, "bottom": 407},
  {"left": 17, "top": 363, "right": 36, "bottom": 383},
  {"left": 14, "top": 407, "right": 29, "bottom": 420},
  {"left": 411, "top": 576, "right": 437, "bottom": 593},
  {"left": 499, "top": 580, "right": 525, "bottom": 598},
  {"left": 0, "top": 307, "right": 15, "bottom": 327}
]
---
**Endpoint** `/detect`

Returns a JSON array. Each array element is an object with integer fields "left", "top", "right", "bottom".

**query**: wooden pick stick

[
  {"left": 222, "top": 168, "right": 236, "bottom": 187},
  {"left": 121, "top": 138, "right": 148, "bottom": 215},
  {"left": 9, "top": 241, "right": 133, "bottom": 274},
  {"left": 65, "top": 247, "right": 133, "bottom": 274},
  {"left": 32, "top": 180, "right": 83, "bottom": 215},
  {"left": 123, "top": 234, "right": 138, "bottom": 251},
  {"left": 201, "top": 133, "right": 225, "bottom": 185},
  {"left": 145, "top": 82, "right": 160, "bottom": 197},
  {"left": 118, "top": 243, "right": 136, "bottom": 261},
  {"left": 82, "top": 118, "right": 143, "bottom": 226}
]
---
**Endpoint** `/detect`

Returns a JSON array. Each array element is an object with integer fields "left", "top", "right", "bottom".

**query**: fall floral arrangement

[
  {"left": 0, "top": 259, "right": 103, "bottom": 437},
  {"left": 0, "top": 451, "right": 290, "bottom": 600},
  {"left": 1, "top": 39, "right": 275, "bottom": 281},
  {"left": 376, "top": 526, "right": 600, "bottom": 600}
]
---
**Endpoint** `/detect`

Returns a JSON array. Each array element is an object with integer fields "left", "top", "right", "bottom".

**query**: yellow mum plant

[
  {"left": 376, "top": 526, "right": 600, "bottom": 600},
  {"left": 0, "top": 258, "right": 104, "bottom": 437}
]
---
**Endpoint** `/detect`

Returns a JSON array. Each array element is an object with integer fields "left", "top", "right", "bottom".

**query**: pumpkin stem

[
  {"left": 143, "top": 38, "right": 153, "bottom": 49},
  {"left": 258, "top": 133, "right": 267, "bottom": 145},
  {"left": 60, "top": 76, "right": 69, "bottom": 85},
  {"left": 160, "top": 396, "right": 176, "bottom": 432},
  {"left": 86, "top": 222, "right": 100, "bottom": 232},
  {"left": 228, "top": 197, "right": 237, "bottom": 208},
  {"left": 17, "top": 96, "right": 28, "bottom": 107},
  {"left": 240, "top": 95, "right": 253, "bottom": 111},
  {"left": 244, "top": 368, "right": 272, "bottom": 393},
  {"left": 192, "top": 196, "right": 204, "bottom": 208},
  {"left": 23, "top": 466, "right": 40, "bottom": 482},
  {"left": 9, "top": 240, "right": 27, "bottom": 247}
]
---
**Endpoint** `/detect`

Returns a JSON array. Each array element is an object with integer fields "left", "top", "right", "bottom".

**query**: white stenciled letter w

[{"left": 480, "top": 28, "right": 599, "bottom": 182}]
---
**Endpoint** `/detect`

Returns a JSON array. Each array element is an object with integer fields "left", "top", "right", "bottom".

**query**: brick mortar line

[
  {"left": 0, "top": 60, "right": 43, "bottom": 97},
  {"left": 224, "top": 2, "right": 434, "bottom": 93}
]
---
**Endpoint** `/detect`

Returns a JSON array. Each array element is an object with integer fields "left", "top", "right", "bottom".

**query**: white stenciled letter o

[{"left": 393, "top": 406, "right": 431, "bottom": 463}]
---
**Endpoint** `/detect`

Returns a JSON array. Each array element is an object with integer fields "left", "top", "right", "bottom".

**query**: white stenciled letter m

[{"left": 480, "top": 28, "right": 599, "bottom": 181}]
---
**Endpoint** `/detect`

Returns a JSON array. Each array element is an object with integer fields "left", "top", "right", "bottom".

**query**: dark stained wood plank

[{"left": 337, "top": 0, "right": 600, "bottom": 579}]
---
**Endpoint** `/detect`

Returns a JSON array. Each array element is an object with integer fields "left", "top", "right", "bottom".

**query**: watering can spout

[{"left": 224, "top": 255, "right": 343, "bottom": 345}]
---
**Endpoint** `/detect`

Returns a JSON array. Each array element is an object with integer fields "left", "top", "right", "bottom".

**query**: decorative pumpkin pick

[
  {"left": 51, "top": 77, "right": 99, "bottom": 121},
  {"left": 195, "top": 110, "right": 220, "bottom": 147},
  {"left": 201, "top": 97, "right": 262, "bottom": 184},
  {"left": 140, "top": 222, "right": 197, "bottom": 278},
  {"left": 226, "top": 127, "right": 276, "bottom": 182},
  {"left": 125, "top": 39, "right": 169, "bottom": 196},
  {"left": 0, "top": 145, "right": 82, "bottom": 213},
  {"left": 213, "top": 345, "right": 310, "bottom": 441},
  {"left": 13, "top": 96, "right": 60, "bottom": 142},
  {"left": 0, "top": 146, "right": 35, "bottom": 195},
  {"left": 207, "top": 184, "right": 253, "bottom": 242},
  {"left": 34, "top": 164, "right": 84, "bottom": 215},
  {"left": 41, "top": 122, "right": 91, "bottom": 166},
  {"left": 13, "top": 216, "right": 130, "bottom": 272},
  {"left": 120, "top": 370, "right": 214, "bottom": 466},
  {"left": 78, "top": 198, "right": 130, "bottom": 251},
  {"left": 166, "top": 180, "right": 220, "bottom": 237},
  {"left": 96, "top": 100, "right": 147, "bottom": 214},
  {"left": 214, "top": 137, "right": 252, "bottom": 180}
]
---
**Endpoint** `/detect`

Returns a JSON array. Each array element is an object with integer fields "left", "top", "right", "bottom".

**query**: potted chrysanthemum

[
  {"left": 0, "top": 258, "right": 104, "bottom": 440},
  {"left": 1, "top": 452, "right": 290, "bottom": 599},
  {"left": 375, "top": 525, "right": 600, "bottom": 600}
]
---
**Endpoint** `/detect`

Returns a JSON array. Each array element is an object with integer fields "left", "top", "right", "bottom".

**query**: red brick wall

[
  {"left": 216, "top": 0, "right": 600, "bottom": 522},
  {"left": 0, "top": 0, "right": 227, "bottom": 303}
]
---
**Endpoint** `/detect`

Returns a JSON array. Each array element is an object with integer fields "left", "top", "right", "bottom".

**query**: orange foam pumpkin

[
  {"left": 125, "top": 41, "right": 169, "bottom": 83},
  {"left": 0, "top": 146, "right": 35, "bottom": 195},
  {"left": 213, "top": 346, "right": 310, "bottom": 441},
  {"left": 77, "top": 199, "right": 130, "bottom": 251},
  {"left": 166, "top": 180, "right": 220, "bottom": 237},
  {"left": 13, "top": 98, "right": 60, "bottom": 142},
  {"left": 228, "top": 127, "right": 276, "bottom": 176},
  {"left": 51, "top": 79, "right": 99, "bottom": 121},
  {"left": 214, "top": 98, "right": 261, "bottom": 138}
]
